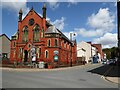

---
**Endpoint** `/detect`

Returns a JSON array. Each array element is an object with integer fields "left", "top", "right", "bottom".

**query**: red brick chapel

[{"left": 10, "top": 4, "right": 77, "bottom": 68}]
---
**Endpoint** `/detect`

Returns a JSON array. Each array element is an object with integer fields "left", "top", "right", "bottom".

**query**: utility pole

[{"left": 70, "top": 33, "right": 72, "bottom": 67}]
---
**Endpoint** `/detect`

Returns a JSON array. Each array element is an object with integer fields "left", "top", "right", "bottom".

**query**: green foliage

[{"left": 102, "top": 47, "right": 118, "bottom": 59}]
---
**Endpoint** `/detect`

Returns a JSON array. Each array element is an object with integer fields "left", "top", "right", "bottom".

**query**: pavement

[
  {"left": 103, "top": 65, "right": 120, "bottom": 84},
  {"left": 1, "top": 63, "right": 93, "bottom": 72},
  {"left": 105, "top": 77, "right": 120, "bottom": 84}
]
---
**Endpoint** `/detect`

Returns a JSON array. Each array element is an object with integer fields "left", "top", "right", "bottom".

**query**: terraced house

[{"left": 10, "top": 4, "right": 77, "bottom": 68}]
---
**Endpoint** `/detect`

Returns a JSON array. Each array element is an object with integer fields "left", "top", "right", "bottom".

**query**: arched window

[
  {"left": 55, "top": 39, "right": 58, "bottom": 47},
  {"left": 45, "top": 50, "right": 49, "bottom": 58},
  {"left": 47, "top": 39, "right": 51, "bottom": 47},
  {"left": 22, "top": 26, "right": 28, "bottom": 42},
  {"left": 33, "top": 24, "right": 40, "bottom": 42}
]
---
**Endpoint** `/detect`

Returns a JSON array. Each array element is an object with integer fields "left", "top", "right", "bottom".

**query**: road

[{"left": 2, "top": 64, "right": 118, "bottom": 88}]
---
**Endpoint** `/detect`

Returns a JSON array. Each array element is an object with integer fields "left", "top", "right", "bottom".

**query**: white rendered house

[{"left": 77, "top": 41, "right": 92, "bottom": 63}]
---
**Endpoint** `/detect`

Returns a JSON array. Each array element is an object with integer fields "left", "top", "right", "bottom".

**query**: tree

[{"left": 102, "top": 47, "right": 118, "bottom": 59}]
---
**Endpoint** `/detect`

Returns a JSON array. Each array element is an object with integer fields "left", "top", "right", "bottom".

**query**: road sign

[{"left": 54, "top": 55, "right": 58, "bottom": 62}]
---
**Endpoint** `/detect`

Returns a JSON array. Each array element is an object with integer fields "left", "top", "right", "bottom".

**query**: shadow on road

[{"left": 87, "top": 64, "right": 120, "bottom": 77}]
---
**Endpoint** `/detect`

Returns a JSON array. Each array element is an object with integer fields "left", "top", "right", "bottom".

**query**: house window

[
  {"left": 33, "top": 24, "right": 40, "bottom": 42},
  {"left": 55, "top": 39, "right": 58, "bottom": 47},
  {"left": 47, "top": 39, "right": 51, "bottom": 47},
  {"left": 13, "top": 42, "right": 16, "bottom": 47},
  {"left": 22, "top": 26, "right": 28, "bottom": 42},
  {"left": 45, "top": 50, "right": 49, "bottom": 58}
]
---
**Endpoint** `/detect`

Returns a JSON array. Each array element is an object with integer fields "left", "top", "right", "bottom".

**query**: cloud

[
  {"left": 2, "top": 0, "right": 30, "bottom": 19},
  {"left": 38, "top": 13, "right": 50, "bottom": 21},
  {"left": 46, "top": 0, "right": 77, "bottom": 9},
  {"left": 63, "top": 31, "right": 77, "bottom": 40},
  {"left": 75, "top": 8, "right": 115, "bottom": 37},
  {"left": 87, "top": 8, "right": 115, "bottom": 32},
  {"left": 67, "top": 0, "right": 77, "bottom": 7},
  {"left": 51, "top": 17, "right": 65, "bottom": 31},
  {"left": 75, "top": 28, "right": 104, "bottom": 37},
  {"left": 46, "top": 0, "right": 59, "bottom": 10},
  {"left": 93, "top": 33, "right": 117, "bottom": 48},
  {"left": 2, "top": 0, "right": 28, "bottom": 12}
]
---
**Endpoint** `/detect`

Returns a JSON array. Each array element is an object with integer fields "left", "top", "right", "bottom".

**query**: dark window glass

[
  {"left": 48, "top": 40, "right": 50, "bottom": 47},
  {"left": 33, "top": 24, "right": 40, "bottom": 42},
  {"left": 45, "top": 50, "right": 48, "bottom": 58},
  {"left": 55, "top": 39, "right": 58, "bottom": 47},
  {"left": 22, "top": 26, "right": 28, "bottom": 42}
]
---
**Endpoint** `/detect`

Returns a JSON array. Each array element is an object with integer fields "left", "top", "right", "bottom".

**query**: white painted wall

[
  {"left": 77, "top": 41, "right": 92, "bottom": 63},
  {"left": 92, "top": 46, "right": 97, "bottom": 57}
]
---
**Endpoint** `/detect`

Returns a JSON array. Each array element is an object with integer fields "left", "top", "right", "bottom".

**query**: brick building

[
  {"left": 10, "top": 4, "right": 77, "bottom": 67},
  {"left": 92, "top": 44, "right": 103, "bottom": 60}
]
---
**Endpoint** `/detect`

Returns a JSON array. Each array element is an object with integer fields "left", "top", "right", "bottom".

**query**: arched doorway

[{"left": 24, "top": 50, "right": 28, "bottom": 62}]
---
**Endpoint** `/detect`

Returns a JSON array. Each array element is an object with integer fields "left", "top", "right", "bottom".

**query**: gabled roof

[
  {"left": 22, "top": 8, "right": 43, "bottom": 22},
  {"left": 21, "top": 8, "right": 73, "bottom": 43},
  {"left": 0, "top": 34, "right": 11, "bottom": 41},
  {"left": 21, "top": 8, "right": 52, "bottom": 27}
]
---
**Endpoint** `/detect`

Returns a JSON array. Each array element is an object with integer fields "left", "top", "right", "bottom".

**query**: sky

[{"left": 1, "top": 0, "right": 118, "bottom": 49}]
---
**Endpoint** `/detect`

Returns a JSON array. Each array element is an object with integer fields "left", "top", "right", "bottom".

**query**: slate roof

[
  {"left": 45, "top": 25, "right": 71, "bottom": 42},
  {"left": 45, "top": 26, "right": 59, "bottom": 34}
]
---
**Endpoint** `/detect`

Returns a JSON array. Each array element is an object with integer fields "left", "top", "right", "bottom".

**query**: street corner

[
  {"left": 105, "top": 77, "right": 120, "bottom": 84},
  {"left": 100, "top": 65, "right": 120, "bottom": 85}
]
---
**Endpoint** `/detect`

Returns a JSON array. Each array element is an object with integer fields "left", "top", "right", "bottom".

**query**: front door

[{"left": 24, "top": 50, "right": 28, "bottom": 62}]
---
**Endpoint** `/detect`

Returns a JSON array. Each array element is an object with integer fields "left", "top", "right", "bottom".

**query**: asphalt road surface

[{"left": 2, "top": 64, "right": 118, "bottom": 88}]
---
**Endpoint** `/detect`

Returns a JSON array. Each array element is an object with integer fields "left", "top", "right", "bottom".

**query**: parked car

[
  {"left": 108, "top": 59, "right": 116, "bottom": 65},
  {"left": 101, "top": 60, "right": 107, "bottom": 64}
]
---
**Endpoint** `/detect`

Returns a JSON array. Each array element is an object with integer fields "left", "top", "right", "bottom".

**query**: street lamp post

[
  {"left": 69, "top": 32, "right": 76, "bottom": 67},
  {"left": 70, "top": 33, "right": 72, "bottom": 67}
]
